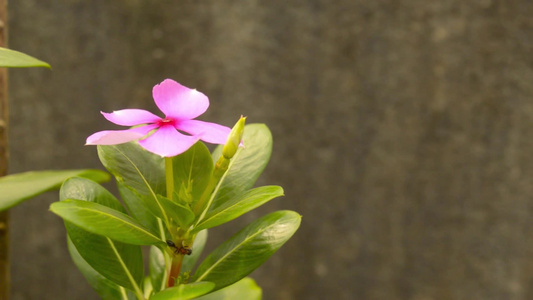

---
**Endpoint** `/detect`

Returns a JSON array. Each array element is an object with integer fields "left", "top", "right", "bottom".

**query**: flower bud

[{"left": 222, "top": 116, "right": 246, "bottom": 159}]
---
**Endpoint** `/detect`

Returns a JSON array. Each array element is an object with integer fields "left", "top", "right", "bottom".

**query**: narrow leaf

[
  {"left": 50, "top": 199, "right": 164, "bottom": 245},
  {"left": 143, "top": 276, "right": 154, "bottom": 299},
  {"left": 151, "top": 282, "right": 215, "bottom": 300},
  {"left": 67, "top": 237, "right": 129, "bottom": 300},
  {"left": 149, "top": 246, "right": 168, "bottom": 293},
  {"left": 195, "top": 277, "right": 262, "bottom": 300},
  {"left": 193, "top": 210, "right": 301, "bottom": 291},
  {"left": 210, "top": 124, "right": 272, "bottom": 210},
  {"left": 0, "top": 169, "right": 109, "bottom": 211},
  {"left": 61, "top": 177, "right": 144, "bottom": 290},
  {"left": 0, "top": 47, "right": 50, "bottom": 68},
  {"left": 195, "top": 186, "right": 283, "bottom": 232}
]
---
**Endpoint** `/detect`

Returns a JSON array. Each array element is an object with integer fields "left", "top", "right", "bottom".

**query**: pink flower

[{"left": 86, "top": 79, "right": 231, "bottom": 157}]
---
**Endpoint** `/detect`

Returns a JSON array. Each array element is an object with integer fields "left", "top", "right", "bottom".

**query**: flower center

[{"left": 158, "top": 118, "right": 176, "bottom": 127}]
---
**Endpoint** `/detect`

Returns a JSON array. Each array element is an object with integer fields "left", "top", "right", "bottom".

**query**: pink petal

[
  {"left": 152, "top": 79, "right": 209, "bottom": 120},
  {"left": 86, "top": 130, "right": 145, "bottom": 145},
  {"left": 102, "top": 109, "right": 161, "bottom": 126},
  {"left": 177, "top": 119, "right": 231, "bottom": 145},
  {"left": 85, "top": 124, "right": 157, "bottom": 145},
  {"left": 138, "top": 124, "right": 199, "bottom": 157}
]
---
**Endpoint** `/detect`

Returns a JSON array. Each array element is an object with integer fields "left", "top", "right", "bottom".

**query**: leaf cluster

[{"left": 48, "top": 124, "right": 300, "bottom": 299}]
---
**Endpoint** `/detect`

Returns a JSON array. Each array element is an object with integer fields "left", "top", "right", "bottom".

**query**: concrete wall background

[{"left": 7, "top": 1, "right": 533, "bottom": 299}]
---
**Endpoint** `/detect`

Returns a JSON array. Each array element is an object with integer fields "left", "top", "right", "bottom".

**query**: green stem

[
  {"left": 192, "top": 157, "right": 230, "bottom": 216},
  {"left": 192, "top": 175, "right": 218, "bottom": 216},
  {"left": 165, "top": 157, "right": 174, "bottom": 200},
  {"left": 192, "top": 155, "right": 234, "bottom": 225}
]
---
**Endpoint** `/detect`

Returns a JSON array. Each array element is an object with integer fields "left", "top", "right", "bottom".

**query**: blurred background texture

[{"left": 7, "top": 0, "right": 533, "bottom": 299}]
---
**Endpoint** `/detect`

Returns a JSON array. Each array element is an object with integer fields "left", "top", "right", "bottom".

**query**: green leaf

[
  {"left": 0, "top": 47, "right": 50, "bottom": 68},
  {"left": 50, "top": 199, "right": 164, "bottom": 245},
  {"left": 195, "top": 186, "right": 284, "bottom": 232},
  {"left": 195, "top": 277, "right": 262, "bottom": 300},
  {"left": 60, "top": 177, "right": 144, "bottom": 291},
  {"left": 210, "top": 124, "right": 272, "bottom": 210},
  {"left": 151, "top": 282, "right": 215, "bottom": 300},
  {"left": 60, "top": 177, "right": 123, "bottom": 211},
  {"left": 67, "top": 237, "right": 130, "bottom": 300},
  {"left": 158, "top": 195, "right": 195, "bottom": 229},
  {"left": 97, "top": 142, "right": 166, "bottom": 201},
  {"left": 118, "top": 183, "right": 162, "bottom": 236},
  {"left": 172, "top": 142, "right": 214, "bottom": 203},
  {"left": 181, "top": 230, "right": 208, "bottom": 274},
  {"left": 193, "top": 210, "right": 301, "bottom": 291},
  {"left": 98, "top": 143, "right": 166, "bottom": 235},
  {"left": 0, "top": 169, "right": 109, "bottom": 211}
]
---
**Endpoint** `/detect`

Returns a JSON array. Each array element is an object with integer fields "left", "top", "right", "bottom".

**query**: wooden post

[{"left": 0, "top": 0, "right": 8, "bottom": 298}]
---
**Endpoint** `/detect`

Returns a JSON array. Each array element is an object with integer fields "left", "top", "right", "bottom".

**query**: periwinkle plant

[{"left": 49, "top": 79, "right": 300, "bottom": 300}]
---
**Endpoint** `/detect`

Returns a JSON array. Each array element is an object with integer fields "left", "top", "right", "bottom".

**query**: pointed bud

[{"left": 222, "top": 116, "right": 246, "bottom": 159}]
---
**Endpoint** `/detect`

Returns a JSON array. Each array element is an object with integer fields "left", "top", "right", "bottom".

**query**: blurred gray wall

[{"left": 7, "top": 0, "right": 533, "bottom": 299}]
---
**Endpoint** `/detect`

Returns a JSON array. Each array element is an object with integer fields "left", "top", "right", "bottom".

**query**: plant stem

[
  {"left": 192, "top": 154, "right": 235, "bottom": 224},
  {"left": 192, "top": 156, "right": 230, "bottom": 216},
  {"left": 192, "top": 175, "right": 218, "bottom": 216},
  {"left": 165, "top": 157, "right": 174, "bottom": 200},
  {"left": 167, "top": 254, "right": 184, "bottom": 287}
]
